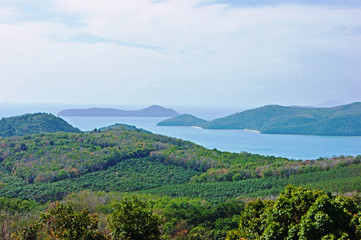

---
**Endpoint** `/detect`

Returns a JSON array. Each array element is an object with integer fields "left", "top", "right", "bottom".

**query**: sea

[{"left": 1, "top": 103, "right": 360, "bottom": 160}]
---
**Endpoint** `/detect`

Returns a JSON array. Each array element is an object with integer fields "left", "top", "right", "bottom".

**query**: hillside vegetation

[
  {"left": 0, "top": 113, "right": 81, "bottom": 137},
  {"left": 0, "top": 123, "right": 360, "bottom": 203},
  {"left": 0, "top": 120, "right": 361, "bottom": 239}
]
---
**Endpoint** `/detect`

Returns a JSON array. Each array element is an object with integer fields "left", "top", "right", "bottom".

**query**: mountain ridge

[
  {"left": 58, "top": 105, "right": 179, "bottom": 117},
  {"left": 157, "top": 102, "right": 361, "bottom": 136}
]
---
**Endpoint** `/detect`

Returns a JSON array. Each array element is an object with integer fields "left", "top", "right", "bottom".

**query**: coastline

[{"left": 243, "top": 129, "right": 261, "bottom": 133}]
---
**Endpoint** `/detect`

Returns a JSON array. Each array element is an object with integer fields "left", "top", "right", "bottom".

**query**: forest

[
  {"left": 0, "top": 113, "right": 80, "bottom": 137},
  {"left": 0, "top": 115, "right": 361, "bottom": 239}
]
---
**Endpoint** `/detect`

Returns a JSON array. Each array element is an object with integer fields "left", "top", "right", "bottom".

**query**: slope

[{"left": 0, "top": 113, "right": 81, "bottom": 137}]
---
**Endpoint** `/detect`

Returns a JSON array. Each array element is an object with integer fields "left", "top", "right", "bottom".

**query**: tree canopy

[
  {"left": 108, "top": 196, "right": 162, "bottom": 240},
  {"left": 228, "top": 185, "right": 361, "bottom": 240}
]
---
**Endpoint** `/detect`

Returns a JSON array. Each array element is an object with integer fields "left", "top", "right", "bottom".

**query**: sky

[{"left": 0, "top": 0, "right": 360, "bottom": 108}]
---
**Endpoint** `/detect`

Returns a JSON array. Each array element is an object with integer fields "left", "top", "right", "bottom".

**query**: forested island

[
  {"left": 58, "top": 105, "right": 179, "bottom": 117},
  {"left": 158, "top": 102, "right": 361, "bottom": 136},
  {"left": 157, "top": 114, "right": 208, "bottom": 126},
  {"left": 0, "top": 113, "right": 361, "bottom": 239}
]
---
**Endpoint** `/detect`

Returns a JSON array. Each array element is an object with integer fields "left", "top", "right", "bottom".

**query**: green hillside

[
  {"left": 201, "top": 102, "right": 361, "bottom": 136},
  {"left": 0, "top": 113, "right": 81, "bottom": 137},
  {"left": 157, "top": 114, "right": 208, "bottom": 126},
  {"left": 0, "top": 121, "right": 361, "bottom": 239},
  {"left": 0, "top": 123, "right": 360, "bottom": 203}
]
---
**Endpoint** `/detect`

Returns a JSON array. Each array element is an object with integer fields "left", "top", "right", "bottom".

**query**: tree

[
  {"left": 108, "top": 196, "right": 162, "bottom": 240},
  {"left": 227, "top": 199, "right": 273, "bottom": 240},
  {"left": 17, "top": 203, "right": 106, "bottom": 240},
  {"left": 228, "top": 185, "right": 361, "bottom": 240}
]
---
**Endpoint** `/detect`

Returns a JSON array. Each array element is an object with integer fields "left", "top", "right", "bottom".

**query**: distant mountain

[
  {"left": 314, "top": 100, "right": 345, "bottom": 108},
  {"left": 58, "top": 105, "right": 179, "bottom": 117},
  {"left": 157, "top": 114, "right": 208, "bottom": 126},
  {"left": 201, "top": 102, "right": 361, "bottom": 136},
  {"left": 288, "top": 105, "right": 315, "bottom": 108},
  {"left": 0, "top": 113, "right": 81, "bottom": 137}
]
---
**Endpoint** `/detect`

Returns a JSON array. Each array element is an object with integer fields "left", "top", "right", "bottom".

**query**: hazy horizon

[
  {"left": 0, "top": 100, "right": 358, "bottom": 122},
  {"left": 1, "top": 0, "right": 360, "bottom": 107}
]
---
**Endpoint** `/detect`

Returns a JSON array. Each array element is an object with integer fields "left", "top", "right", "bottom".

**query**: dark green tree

[
  {"left": 228, "top": 185, "right": 361, "bottom": 240},
  {"left": 17, "top": 203, "right": 106, "bottom": 240},
  {"left": 227, "top": 199, "right": 273, "bottom": 240},
  {"left": 108, "top": 196, "right": 162, "bottom": 240}
]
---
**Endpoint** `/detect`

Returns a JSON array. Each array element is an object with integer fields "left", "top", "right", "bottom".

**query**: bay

[
  {"left": 61, "top": 116, "right": 361, "bottom": 160},
  {"left": 1, "top": 103, "right": 360, "bottom": 160}
]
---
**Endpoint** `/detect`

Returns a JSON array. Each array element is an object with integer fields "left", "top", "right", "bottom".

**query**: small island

[
  {"left": 157, "top": 114, "right": 208, "bottom": 126},
  {"left": 58, "top": 105, "right": 179, "bottom": 117}
]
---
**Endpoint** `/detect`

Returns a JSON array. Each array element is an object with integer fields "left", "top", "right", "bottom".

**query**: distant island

[
  {"left": 0, "top": 113, "right": 81, "bottom": 137},
  {"left": 157, "top": 114, "right": 208, "bottom": 126},
  {"left": 157, "top": 102, "right": 361, "bottom": 136},
  {"left": 58, "top": 105, "right": 179, "bottom": 117}
]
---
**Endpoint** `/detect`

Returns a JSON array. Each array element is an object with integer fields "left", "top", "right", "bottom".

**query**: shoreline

[{"left": 243, "top": 129, "right": 261, "bottom": 133}]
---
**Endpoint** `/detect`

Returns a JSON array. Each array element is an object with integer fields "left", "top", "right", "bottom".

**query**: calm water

[
  {"left": 61, "top": 116, "right": 361, "bottom": 160},
  {"left": 1, "top": 104, "right": 360, "bottom": 160}
]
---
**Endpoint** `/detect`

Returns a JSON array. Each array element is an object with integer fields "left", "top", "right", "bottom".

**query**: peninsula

[{"left": 157, "top": 102, "right": 361, "bottom": 136}]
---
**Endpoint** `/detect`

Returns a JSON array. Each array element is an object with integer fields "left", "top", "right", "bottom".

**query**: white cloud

[{"left": 0, "top": 0, "right": 360, "bottom": 106}]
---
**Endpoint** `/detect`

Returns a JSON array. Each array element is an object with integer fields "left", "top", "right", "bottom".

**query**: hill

[
  {"left": 157, "top": 114, "right": 208, "bottom": 126},
  {"left": 58, "top": 105, "right": 179, "bottom": 117},
  {"left": 0, "top": 121, "right": 361, "bottom": 239},
  {"left": 0, "top": 122, "right": 360, "bottom": 203},
  {"left": 0, "top": 113, "right": 81, "bottom": 137},
  {"left": 201, "top": 102, "right": 361, "bottom": 136}
]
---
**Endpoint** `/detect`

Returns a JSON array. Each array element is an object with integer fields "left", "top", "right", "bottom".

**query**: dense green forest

[
  {"left": 0, "top": 115, "right": 361, "bottom": 239},
  {"left": 158, "top": 102, "right": 361, "bottom": 136},
  {"left": 227, "top": 185, "right": 361, "bottom": 240},
  {"left": 0, "top": 113, "right": 80, "bottom": 137},
  {"left": 3, "top": 186, "right": 361, "bottom": 239}
]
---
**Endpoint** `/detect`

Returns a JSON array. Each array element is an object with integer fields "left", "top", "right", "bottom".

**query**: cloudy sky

[{"left": 0, "top": 0, "right": 360, "bottom": 108}]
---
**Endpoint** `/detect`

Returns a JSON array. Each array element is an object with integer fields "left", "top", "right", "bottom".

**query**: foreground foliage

[
  {"left": 17, "top": 197, "right": 163, "bottom": 240},
  {"left": 18, "top": 203, "right": 106, "bottom": 240},
  {"left": 10, "top": 185, "right": 361, "bottom": 240},
  {"left": 109, "top": 196, "right": 162, "bottom": 240},
  {"left": 228, "top": 185, "right": 361, "bottom": 240}
]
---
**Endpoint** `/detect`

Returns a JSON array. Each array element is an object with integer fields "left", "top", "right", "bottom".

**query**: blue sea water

[
  {"left": 1, "top": 104, "right": 360, "bottom": 160},
  {"left": 60, "top": 116, "right": 361, "bottom": 160}
]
